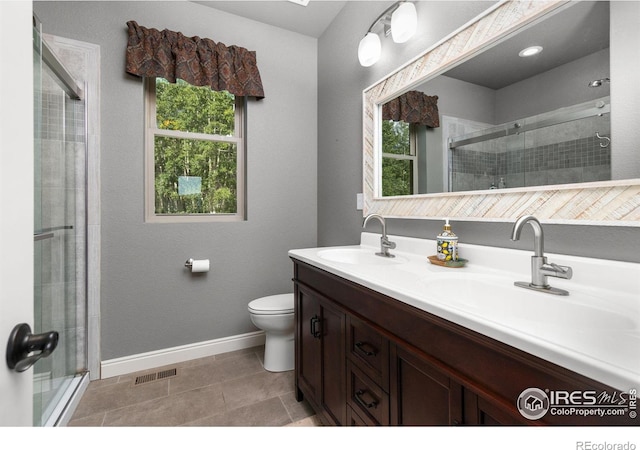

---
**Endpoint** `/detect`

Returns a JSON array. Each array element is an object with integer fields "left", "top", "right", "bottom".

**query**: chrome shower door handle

[{"left": 6, "top": 323, "right": 59, "bottom": 372}]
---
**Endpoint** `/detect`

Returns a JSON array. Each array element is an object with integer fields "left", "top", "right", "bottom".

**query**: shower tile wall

[{"left": 451, "top": 114, "right": 611, "bottom": 191}]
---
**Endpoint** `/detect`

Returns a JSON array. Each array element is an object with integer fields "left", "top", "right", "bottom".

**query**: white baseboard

[{"left": 100, "top": 331, "right": 265, "bottom": 379}]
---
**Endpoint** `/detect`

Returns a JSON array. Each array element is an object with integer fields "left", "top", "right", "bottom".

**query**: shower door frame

[{"left": 35, "top": 32, "right": 101, "bottom": 426}]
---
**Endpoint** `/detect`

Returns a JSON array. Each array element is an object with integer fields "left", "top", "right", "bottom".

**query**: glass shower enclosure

[
  {"left": 447, "top": 99, "right": 611, "bottom": 192},
  {"left": 33, "top": 17, "right": 88, "bottom": 426}
]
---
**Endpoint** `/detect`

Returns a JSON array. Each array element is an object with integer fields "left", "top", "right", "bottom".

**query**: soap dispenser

[{"left": 437, "top": 219, "right": 458, "bottom": 262}]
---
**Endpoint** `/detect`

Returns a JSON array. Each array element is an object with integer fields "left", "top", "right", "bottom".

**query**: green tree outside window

[
  {"left": 381, "top": 120, "right": 413, "bottom": 196},
  {"left": 153, "top": 78, "right": 239, "bottom": 215}
]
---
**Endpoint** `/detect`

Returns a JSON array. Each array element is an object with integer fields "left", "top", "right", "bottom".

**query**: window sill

[{"left": 145, "top": 213, "right": 245, "bottom": 224}]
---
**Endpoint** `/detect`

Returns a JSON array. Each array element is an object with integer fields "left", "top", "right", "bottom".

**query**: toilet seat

[{"left": 248, "top": 293, "right": 294, "bottom": 315}]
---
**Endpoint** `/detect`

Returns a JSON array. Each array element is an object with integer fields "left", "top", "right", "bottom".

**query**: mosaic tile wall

[
  {"left": 37, "top": 72, "right": 85, "bottom": 143},
  {"left": 451, "top": 135, "right": 611, "bottom": 192}
]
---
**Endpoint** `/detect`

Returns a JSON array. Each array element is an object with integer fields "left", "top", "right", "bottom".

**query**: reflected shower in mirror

[{"left": 380, "top": 1, "right": 620, "bottom": 196}]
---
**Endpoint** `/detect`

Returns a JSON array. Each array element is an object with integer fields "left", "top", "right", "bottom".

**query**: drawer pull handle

[
  {"left": 355, "top": 389, "right": 378, "bottom": 409},
  {"left": 355, "top": 341, "right": 377, "bottom": 357},
  {"left": 310, "top": 316, "right": 321, "bottom": 339}
]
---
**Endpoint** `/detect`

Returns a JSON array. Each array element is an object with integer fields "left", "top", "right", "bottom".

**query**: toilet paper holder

[{"left": 184, "top": 258, "right": 210, "bottom": 273}]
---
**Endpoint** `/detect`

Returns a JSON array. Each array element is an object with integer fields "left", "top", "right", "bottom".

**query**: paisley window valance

[
  {"left": 125, "top": 21, "right": 265, "bottom": 99},
  {"left": 382, "top": 91, "right": 439, "bottom": 127}
]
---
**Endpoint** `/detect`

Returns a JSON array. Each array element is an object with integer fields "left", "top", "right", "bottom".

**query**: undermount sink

[
  {"left": 422, "top": 272, "right": 638, "bottom": 331},
  {"left": 317, "top": 248, "right": 408, "bottom": 265}
]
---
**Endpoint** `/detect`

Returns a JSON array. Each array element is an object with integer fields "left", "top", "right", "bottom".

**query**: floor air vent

[{"left": 134, "top": 368, "right": 177, "bottom": 386}]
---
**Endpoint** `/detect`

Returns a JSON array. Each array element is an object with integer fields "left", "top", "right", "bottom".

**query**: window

[
  {"left": 381, "top": 120, "right": 417, "bottom": 196},
  {"left": 145, "top": 77, "right": 245, "bottom": 222}
]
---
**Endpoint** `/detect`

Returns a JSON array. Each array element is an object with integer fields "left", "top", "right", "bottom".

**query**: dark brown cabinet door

[
  {"left": 295, "top": 285, "right": 346, "bottom": 425},
  {"left": 320, "top": 300, "right": 346, "bottom": 425},
  {"left": 390, "top": 344, "right": 463, "bottom": 425},
  {"left": 464, "top": 390, "right": 529, "bottom": 425},
  {"left": 296, "top": 287, "right": 321, "bottom": 404}
]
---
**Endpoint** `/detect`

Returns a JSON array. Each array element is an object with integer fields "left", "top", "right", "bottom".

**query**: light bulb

[
  {"left": 358, "top": 32, "right": 382, "bottom": 67},
  {"left": 391, "top": 2, "right": 417, "bottom": 44}
]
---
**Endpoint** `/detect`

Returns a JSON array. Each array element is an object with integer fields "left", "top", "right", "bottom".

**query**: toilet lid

[{"left": 248, "top": 293, "right": 294, "bottom": 315}]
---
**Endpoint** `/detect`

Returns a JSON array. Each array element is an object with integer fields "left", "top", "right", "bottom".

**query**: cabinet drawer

[
  {"left": 347, "top": 406, "right": 371, "bottom": 426},
  {"left": 347, "top": 316, "right": 389, "bottom": 388},
  {"left": 347, "top": 361, "right": 389, "bottom": 425}
]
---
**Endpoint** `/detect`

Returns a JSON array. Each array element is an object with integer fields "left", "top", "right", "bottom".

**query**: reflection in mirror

[
  {"left": 381, "top": 91, "right": 440, "bottom": 196},
  {"left": 380, "top": 1, "right": 618, "bottom": 196}
]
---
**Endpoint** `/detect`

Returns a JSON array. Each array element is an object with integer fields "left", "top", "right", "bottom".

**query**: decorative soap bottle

[{"left": 437, "top": 219, "right": 458, "bottom": 262}]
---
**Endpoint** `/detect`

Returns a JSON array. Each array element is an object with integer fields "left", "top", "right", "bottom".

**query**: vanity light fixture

[
  {"left": 391, "top": 2, "right": 418, "bottom": 43},
  {"left": 358, "top": 1, "right": 418, "bottom": 67},
  {"left": 518, "top": 45, "right": 543, "bottom": 57},
  {"left": 358, "top": 32, "right": 382, "bottom": 67}
]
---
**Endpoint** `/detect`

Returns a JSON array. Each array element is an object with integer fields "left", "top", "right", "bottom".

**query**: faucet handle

[
  {"left": 542, "top": 262, "right": 573, "bottom": 279},
  {"left": 382, "top": 236, "right": 396, "bottom": 249}
]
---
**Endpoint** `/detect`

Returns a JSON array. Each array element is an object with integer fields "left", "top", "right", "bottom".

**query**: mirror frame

[{"left": 363, "top": 0, "right": 640, "bottom": 225}]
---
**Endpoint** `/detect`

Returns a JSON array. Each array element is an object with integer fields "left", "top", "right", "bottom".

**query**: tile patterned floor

[{"left": 68, "top": 346, "right": 321, "bottom": 427}]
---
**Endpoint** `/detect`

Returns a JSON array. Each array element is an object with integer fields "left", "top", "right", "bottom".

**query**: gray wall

[
  {"left": 318, "top": 1, "right": 495, "bottom": 246},
  {"left": 495, "top": 49, "right": 610, "bottom": 124},
  {"left": 418, "top": 75, "right": 497, "bottom": 124},
  {"left": 34, "top": 1, "right": 318, "bottom": 360},
  {"left": 317, "top": 1, "right": 640, "bottom": 263}
]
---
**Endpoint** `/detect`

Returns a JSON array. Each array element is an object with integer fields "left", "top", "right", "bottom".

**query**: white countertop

[{"left": 289, "top": 232, "right": 640, "bottom": 391}]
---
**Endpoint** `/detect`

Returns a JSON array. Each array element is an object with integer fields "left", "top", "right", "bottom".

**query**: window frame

[
  {"left": 144, "top": 77, "right": 246, "bottom": 223},
  {"left": 381, "top": 122, "right": 419, "bottom": 195}
]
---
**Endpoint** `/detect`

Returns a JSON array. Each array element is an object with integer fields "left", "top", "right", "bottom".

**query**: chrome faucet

[
  {"left": 363, "top": 213, "right": 396, "bottom": 258},
  {"left": 510, "top": 215, "right": 573, "bottom": 295}
]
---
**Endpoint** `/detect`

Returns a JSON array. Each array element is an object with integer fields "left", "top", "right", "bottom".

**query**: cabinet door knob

[{"left": 355, "top": 341, "right": 377, "bottom": 357}]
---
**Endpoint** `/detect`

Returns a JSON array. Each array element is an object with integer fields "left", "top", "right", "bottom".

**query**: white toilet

[{"left": 248, "top": 293, "right": 295, "bottom": 372}]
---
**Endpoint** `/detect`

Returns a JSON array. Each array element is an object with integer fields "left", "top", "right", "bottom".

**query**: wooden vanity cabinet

[{"left": 292, "top": 259, "right": 634, "bottom": 426}]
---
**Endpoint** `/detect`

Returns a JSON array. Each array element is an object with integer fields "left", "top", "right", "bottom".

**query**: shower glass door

[{"left": 33, "top": 19, "right": 87, "bottom": 426}]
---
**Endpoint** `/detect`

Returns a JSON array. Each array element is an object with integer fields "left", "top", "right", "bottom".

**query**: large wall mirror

[{"left": 363, "top": 0, "right": 640, "bottom": 225}]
